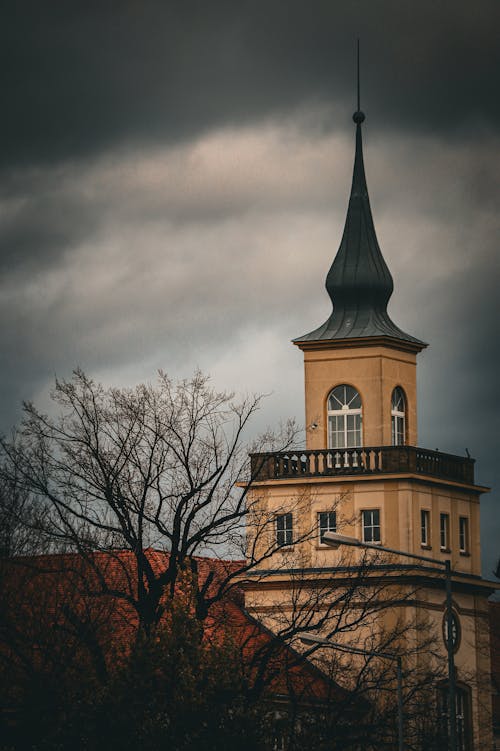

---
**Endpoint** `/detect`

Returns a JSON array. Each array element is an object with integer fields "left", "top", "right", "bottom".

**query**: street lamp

[
  {"left": 322, "top": 531, "right": 457, "bottom": 751},
  {"left": 300, "top": 632, "right": 404, "bottom": 751}
]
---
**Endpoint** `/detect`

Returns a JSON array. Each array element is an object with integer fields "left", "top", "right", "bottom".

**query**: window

[
  {"left": 327, "top": 385, "right": 362, "bottom": 449},
  {"left": 391, "top": 387, "right": 406, "bottom": 446},
  {"left": 318, "top": 511, "right": 336, "bottom": 544},
  {"left": 272, "top": 727, "right": 287, "bottom": 751},
  {"left": 276, "top": 513, "right": 293, "bottom": 547},
  {"left": 455, "top": 687, "right": 472, "bottom": 751},
  {"left": 459, "top": 517, "right": 469, "bottom": 554},
  {"left": 440, "top": 513, "right": 450, "bottom": 551},
  {"left": 438, "top": 684, "right": 472, "bottom": 751},
  {"left": 421, "top": 509, "right": 430, "bottom": 547},
  {"left": 362, "top": 509, "right": 381, "bottom": 543}
]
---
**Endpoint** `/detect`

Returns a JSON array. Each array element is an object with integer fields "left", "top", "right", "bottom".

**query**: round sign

[{"left": 442, "top": 609, "right": 461, "bottom": 652}]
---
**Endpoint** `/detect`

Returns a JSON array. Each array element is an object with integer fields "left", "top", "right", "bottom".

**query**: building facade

[{"left": 243, "top": 106, "right": 495, "bottom": 749}]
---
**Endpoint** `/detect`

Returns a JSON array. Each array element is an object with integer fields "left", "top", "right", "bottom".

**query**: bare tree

[
  {"left": 0, "top": 469, "right": 49, "bottom": 558},
  {"left": 0, "top": 369, "right": 300, "bottom": 634},
  {"left": 0, "top": 369, "right": 448, "bottom": 750}
]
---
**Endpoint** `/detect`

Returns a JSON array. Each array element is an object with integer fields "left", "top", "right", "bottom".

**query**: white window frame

[
  {"left": 276, "top": 513, "right": 293, "bottom": 548},
  {"left": 440, "top": 513, "right": 450, "bottom": 551},
  {"left": 318, "top": 511, "right": 337, "bottom": 544},
  {"left": 421, "top": 509, "right": 430, "bottom": 547},
  {"left": 327, "top": 385, "right": 362, "bottom": 450},
  {"left": 391, "top": 386, "right": 406, "bottom": 446},
  {"left": 362, "top": 509, "right": 381, "bottom": 544},
  {"left": 459, "top": 517, "right": 469, "bottom": 554}
]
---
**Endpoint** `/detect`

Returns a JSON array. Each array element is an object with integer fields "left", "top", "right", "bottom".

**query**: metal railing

[{"left": 249, "top": 445, "right": 474, "bottom": 485}]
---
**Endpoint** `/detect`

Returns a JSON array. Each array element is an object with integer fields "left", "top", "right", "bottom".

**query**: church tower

[{"left": 243, "top": 94, "right": 495, "bottom": 750}]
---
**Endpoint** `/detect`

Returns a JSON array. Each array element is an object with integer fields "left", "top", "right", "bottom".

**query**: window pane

[
  {"left": 391, "top": 388, "right": 406, "bottom": 446},
  {"left": 362, "top": 509, "right": 381, "bottom": 543},
  {"left": 347, "top": 388, "right": 361, "bottom": 409},
  {"left": 421, "top": 510, "right": 429, "bottom": 546},
  {"left": 440, "top": 513, "right": 449, "bottom": 549},
  {"left": 276, "top": 513, "right": 293, "bottom": 547},
  {"left": 318, "top": 511, "right": 336, "bottom": 542},
  {"left": 328, "top": 386, "right": 345, "bottom": 409},
  {"left": 391, "top": 387, "right": 405, "bottom": 411},
  {"left": 328, "top": 385, "right": 362, "bottom": 410},
  {"left": 459, "top": 517, "right": 468, "bottom": 552},
  {"left": 336, "top": 415, "right": 346, "bottom": 448},
  {"left": 328, "top": 420, "right": 335, "bottom": 448},
  {"left": 355, "top": 415, "right": 361, "bottom": 444},
  {"left": 391, "top": 415, "right": 404, "bottom": 445}
]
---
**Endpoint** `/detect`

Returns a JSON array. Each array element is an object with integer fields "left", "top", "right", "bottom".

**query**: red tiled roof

[
  {"left": 217, "top": 598, "right": 350, "bottom": 703},
  {"left": 1, "top": 550, "right": 344, "bottom": 705}
]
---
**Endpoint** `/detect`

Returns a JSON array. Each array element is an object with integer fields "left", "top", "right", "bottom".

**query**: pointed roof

[{"left": 294, "top": 110, "right": 426, "bottom": 351}]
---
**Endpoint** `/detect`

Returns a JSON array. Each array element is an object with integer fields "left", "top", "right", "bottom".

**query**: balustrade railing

[{"left": 249, "top": 445, "right": 474, "bottom": 485}]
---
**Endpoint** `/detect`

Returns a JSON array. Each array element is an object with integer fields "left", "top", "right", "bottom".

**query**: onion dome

[{"left": 294, "top": 110, "right": 425, "bottom": 350}]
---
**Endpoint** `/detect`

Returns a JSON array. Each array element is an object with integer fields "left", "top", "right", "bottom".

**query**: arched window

[
  {"left": 327, "top": 385, "right": 362, "bottom": 449},
  {"left": 391, "top": 387, "right": 406, "bottom": 446}
]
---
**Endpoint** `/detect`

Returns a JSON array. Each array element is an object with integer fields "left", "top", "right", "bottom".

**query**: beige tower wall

[
  {"left": 243, "top": 471, "right": 493, "bottom": 747},
  {"left": 297, "top": 341, "right": 418, "bottom": 449},
  {"left": 246, "top": 474, "right": 483, "bottom": 576}
]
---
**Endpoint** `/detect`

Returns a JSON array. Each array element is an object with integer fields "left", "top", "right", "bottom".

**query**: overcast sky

[{"left": 1, "top": 1, "right": 499, "bottom": 577}]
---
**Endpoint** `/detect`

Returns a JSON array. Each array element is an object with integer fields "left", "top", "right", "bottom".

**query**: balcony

[{"left": 249, "top": 445, "right": 475, "bottom": 485}]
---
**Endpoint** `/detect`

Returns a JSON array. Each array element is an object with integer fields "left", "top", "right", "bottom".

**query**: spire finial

[
  {"left": 357, "top": 37, "right": 360, "bottom": 112},
  {"left": 353, "top": 38, "right": 365, "bottom": 124}
]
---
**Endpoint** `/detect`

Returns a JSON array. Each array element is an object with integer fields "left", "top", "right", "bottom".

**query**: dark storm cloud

[
  {"left": 0, "top": 176, "right": 100, "bottom": 275},
  {"left": 1, "top": 1, "right": 499, "bottom": 170}
]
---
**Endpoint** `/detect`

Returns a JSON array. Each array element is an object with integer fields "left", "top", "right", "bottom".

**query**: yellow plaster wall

[
  {"left": 247, "top": 475, "right": 481, "bottom": 576},
  {"left": 244, "top": 473, "right": 489, "bottom": 745},
  {"left": 300, "top": 343, "right": 418, "bottom": 449},
  {"left": 244, "top": 573, "right": 493, "bottom": 750}
]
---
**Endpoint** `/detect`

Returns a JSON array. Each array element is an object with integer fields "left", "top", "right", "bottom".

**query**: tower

[{"left": 243, "top": 95, "right": 495, "bottom": 749}]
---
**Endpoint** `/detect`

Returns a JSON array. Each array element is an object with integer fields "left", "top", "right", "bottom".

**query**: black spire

[{"left": 294, "top": 62, "right": 425, "bottom": 349}]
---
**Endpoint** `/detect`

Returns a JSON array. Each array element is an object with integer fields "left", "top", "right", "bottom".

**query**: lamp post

[
  {"left": 322, "top": 532, "right": 457, "bottom": 751},
  {"left": 300, "top": 632, "right": 404, "bottom": 751}
]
